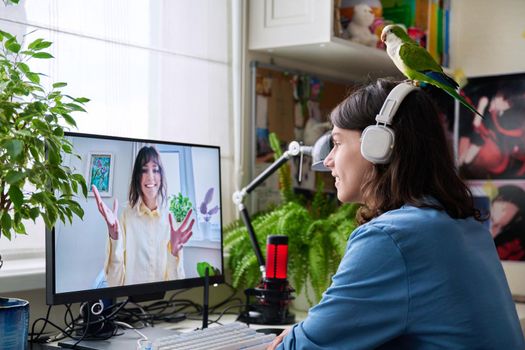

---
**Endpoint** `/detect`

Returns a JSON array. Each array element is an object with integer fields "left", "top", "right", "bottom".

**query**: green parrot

[{"left": 381, "top": 24, "right": 483, "bottom": 118}]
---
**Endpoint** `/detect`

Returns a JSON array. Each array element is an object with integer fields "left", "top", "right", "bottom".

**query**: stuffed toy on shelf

[{"left": 347, "top": 3, "right": 378, "bottom": 47}]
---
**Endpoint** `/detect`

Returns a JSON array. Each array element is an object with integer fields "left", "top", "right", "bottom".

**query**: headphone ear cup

[{"left": 361, "top": 125, "right": 395, "bottom": 164}]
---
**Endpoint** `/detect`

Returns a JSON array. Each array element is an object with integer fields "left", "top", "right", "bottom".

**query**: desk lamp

[{"left": 232, "top": 134, "right": 332, "bottom": 325}]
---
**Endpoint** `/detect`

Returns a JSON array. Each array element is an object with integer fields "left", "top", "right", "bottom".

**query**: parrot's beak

[{"left": 381, "top": 32, "right": 386, "bottom": 43}]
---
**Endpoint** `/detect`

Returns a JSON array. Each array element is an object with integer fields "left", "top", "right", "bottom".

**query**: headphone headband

[{"left": 375, "top": 82, "right": 419, "bottom": 125}]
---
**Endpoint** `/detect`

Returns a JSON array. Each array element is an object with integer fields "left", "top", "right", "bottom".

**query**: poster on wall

[
  {"left": 456, "top": 73, "right": 525, "bottom": 261},
  {"left": 457, "top": 73, "right": 525, "bottom": 180}
]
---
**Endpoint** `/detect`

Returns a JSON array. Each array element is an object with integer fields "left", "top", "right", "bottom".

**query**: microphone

[
  {"left": 240, "top": 235, "right": 295, "bottom": 325},
  {"left": 265, "top": 235, "right": 289, "bottom": 280}
]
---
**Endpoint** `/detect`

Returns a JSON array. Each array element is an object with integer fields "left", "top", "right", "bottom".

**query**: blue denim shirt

[{"left": 278, "top": 205, "right": 524, "bottom": 349}]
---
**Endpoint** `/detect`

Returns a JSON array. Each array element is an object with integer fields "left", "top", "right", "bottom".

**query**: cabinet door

[{"left": 249, "top": 0, "right": 332, "bottom": 50}]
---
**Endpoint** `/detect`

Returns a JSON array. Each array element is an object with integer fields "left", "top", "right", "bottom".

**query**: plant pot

[
  {"left": 198, "top": 221, "right": 211, "bottom": 240},
  {"left": 0, "top": 297, "right": 29, "bottom": 350},
  {"left": 291, "top": 280, "right": 317, "bottom": 312}
]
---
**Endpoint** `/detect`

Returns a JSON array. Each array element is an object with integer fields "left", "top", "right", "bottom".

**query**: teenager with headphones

[{"left": 268, "top": 79, "right": 524, "bottom": 349}]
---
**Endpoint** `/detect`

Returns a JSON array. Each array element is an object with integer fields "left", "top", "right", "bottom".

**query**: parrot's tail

[{"left": 442, "top": 85, "right": 484, "bottom": 119}]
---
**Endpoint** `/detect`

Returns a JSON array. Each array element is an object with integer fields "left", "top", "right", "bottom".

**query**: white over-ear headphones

[{"left": 360, "top": 82, "right": 420, "bottom": 164}]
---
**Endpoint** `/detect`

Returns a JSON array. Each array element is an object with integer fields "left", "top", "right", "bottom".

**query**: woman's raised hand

[
  {"left": 168, "top": 209, "right": 194, "bottom": 256},
  {"left": 92, "top": 185, "right": 119, "bottom": 240}
]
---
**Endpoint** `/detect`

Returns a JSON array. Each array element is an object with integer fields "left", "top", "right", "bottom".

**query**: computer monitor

[{"left": 46, "top": 132, "right": 224, "bottom": 305}]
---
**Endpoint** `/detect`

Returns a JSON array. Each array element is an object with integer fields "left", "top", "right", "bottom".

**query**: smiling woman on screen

[{"left": 93, "top": 146, "right": 194, "bottom": 287}]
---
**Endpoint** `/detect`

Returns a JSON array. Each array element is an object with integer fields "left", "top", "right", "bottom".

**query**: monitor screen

[{"left": 46, "top": 132, "right": 224, "bottom": 305}]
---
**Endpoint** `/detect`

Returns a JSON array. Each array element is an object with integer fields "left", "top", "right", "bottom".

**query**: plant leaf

[
  {"left": 29, "top": 207, "right": 40, "bottom": 221},
  {"left": 18, "top": 62, "right": 30, "bottom": 74},
  {"left": 32, "top": 52, "right": 54, "bottom": 59},
  {"left": 3, "top": 139, "right": 24, "bottom": 158},
  {"left": 199, "top": 201, "right": 208, "bottom": 215},
  {"left": 26, "top": 72, "right": 40, "bottom": 84},
  {"left": 196, "top": 262, "right": 216, "bottom": 277},
  {"left": 34, "top": 41, "right": 52, "bottom": 51},
  {"left": 208, "top": 205, "right": 219, "bottom": 215},
  {"left": 203, "top": 187, "right": 214, "bottom": 205},
  {"left": 1, "top": 213, "right": 12, "bottom": 239},
  {"left": 8, "top": 185, "right": 24, "bottom": 209},
  {"left": 5, "top": 38, "right": 21, "bottom": 53},
  {"left": 74, "top": 97, "right": 90, "bottom": 103},
  {"left": 27, "top": 38, "right": 43, "bottom": 50},
  {"left": 64, "top": 103, "right": 86, "bottom": 112},
  {"left": 5, "top": 171, "right": 25, "bottom": 185},
  {"left": 52, "top": 82, "right": 67, "bottom": 88}
]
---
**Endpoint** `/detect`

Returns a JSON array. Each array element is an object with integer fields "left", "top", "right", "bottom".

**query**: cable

[
  {"left": 113, "top": 321, "right": 150, "bottom": 350},
  {"left": 71, "top": 302, "right": 91, "bottom": 348},
  {"left": 209, "top": 303, "right": 245, "bottom": 326},
  {"left": 30, "top": 299, "right": 130, "bottom": 346},
  {"left": 29, "top": 283, "right": 242, "bottom": 346},
  {"left": 30, "top": 304, "right": 53, "bottom": 344}
]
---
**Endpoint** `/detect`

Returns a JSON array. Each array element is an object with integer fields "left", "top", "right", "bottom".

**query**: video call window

[{"left": 48, "top": 133, "right": 223, "bottom": 304}]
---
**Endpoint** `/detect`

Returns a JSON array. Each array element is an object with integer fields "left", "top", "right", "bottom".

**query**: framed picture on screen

[{"left": 86, "top": 152, "right": 114, "bottom": 197}]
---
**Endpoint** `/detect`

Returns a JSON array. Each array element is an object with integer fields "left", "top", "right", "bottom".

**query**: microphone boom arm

[{"left": 232, "top": 141, "right": 313, "bottom": 278}]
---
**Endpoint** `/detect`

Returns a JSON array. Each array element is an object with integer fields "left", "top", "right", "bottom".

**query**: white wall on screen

[
  {"left": 183, "top": 246, "right": 222, "bottom": 279},
  {"left": 55, "top": 137, "right": 133, "bottom": 293},
  {"left": 192, "top": 147, "right": 222, "bottom": 236}
]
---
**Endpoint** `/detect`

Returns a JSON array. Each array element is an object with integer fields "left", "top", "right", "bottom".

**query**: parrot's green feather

[
  {"left": 386, "top": 25, "right": 483, "bottom": 118},
  {"left": 399, "top": 43, "right": 443, "bottom": 73},
  {"left": 409, "top": 70, "right": 483, "bottom": 118}
]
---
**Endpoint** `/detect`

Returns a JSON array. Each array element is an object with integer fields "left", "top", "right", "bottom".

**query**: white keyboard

[{"left": 151, "top": 322, "right": 276, "bottom": 350}]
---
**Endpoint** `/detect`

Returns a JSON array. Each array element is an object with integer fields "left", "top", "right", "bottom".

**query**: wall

[
  {"left": 54, "top": 137, "right": 133, "bottom": 293},
  {"left": 450, "top": 0, "right": 525, "bottom": 77},
  {"left": 449, "top": 0, "right": 525, "bottom": 296}
]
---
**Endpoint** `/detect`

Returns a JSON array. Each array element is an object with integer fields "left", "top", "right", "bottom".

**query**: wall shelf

[
  {"left": 254, "top": 37, "right": 399, "bottom": 79},
  {"left": 248, "top": 0, "right": 400, "bottom": 80}
]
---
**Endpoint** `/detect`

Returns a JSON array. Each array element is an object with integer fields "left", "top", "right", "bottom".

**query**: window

[{"left": 0, "top": 1, "right": 232, "bottom": 284}]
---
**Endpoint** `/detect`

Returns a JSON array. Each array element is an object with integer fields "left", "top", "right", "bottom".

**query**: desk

[
  {"left": 29, "top": 309, "right": 308, "bottom": 350},
  {"left": 30, "top": 305, "right": 525, "bottom": 349}
]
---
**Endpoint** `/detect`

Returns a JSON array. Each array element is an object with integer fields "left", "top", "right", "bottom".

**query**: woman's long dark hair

[
  {"left": 129, "top": 146, "right": 167, "bottom": 208},
  {"left": 330, "top": 79, "right": 481, "bottom": 224}
]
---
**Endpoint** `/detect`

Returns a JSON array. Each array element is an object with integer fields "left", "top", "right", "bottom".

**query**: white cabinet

[{"left": 248, "top": 0, "right": 399, "bottom": 79}]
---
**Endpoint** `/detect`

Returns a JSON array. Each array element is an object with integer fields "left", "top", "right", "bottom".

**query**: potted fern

[
  {"left": 0, "top": 1, "right": 89, "bottom": 345},
  {"left": 224, "top": 133, "right": 359, "bottom": 307}
]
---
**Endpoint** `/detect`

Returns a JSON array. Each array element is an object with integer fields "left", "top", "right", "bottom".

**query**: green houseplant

[
  {"left": 225, "top": 133, "right": 360, "bottom": 306},
  {"left": 169, "top": 192, "right": 193, "bottom": 223},
  {"left": 0, "top": 13, "right": 89, "bottom": 240},
  {"left": 0, "top": 0, "right": 89, "bottom": 345}
]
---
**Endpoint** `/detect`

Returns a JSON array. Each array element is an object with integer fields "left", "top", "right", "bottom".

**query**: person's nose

[
  {"left": 146, "top": 169, "right": 156, "bottom": 180},
  {"left": 323, "top": 149, "right": 335, "bottom": 169}
]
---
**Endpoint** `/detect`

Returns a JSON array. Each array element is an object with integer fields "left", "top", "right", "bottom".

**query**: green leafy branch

[{"left": 0, "top": 28, "right": 89, "bottom": 239}]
